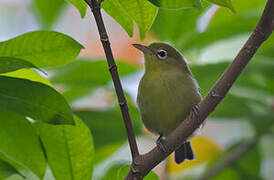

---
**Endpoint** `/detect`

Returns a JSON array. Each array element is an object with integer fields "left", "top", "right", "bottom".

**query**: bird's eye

[{"left": 157, "top": 49, "right": 167, "bottom": 60}]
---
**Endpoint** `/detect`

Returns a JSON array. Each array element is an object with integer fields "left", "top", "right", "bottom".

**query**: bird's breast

[{"left": 137, "top": 71, "right": 201, "bottom": 136}]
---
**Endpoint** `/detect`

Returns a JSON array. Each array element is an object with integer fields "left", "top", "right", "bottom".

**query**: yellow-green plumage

[{"left": 135, "top": 42, "right": 202, "bottom": 163}]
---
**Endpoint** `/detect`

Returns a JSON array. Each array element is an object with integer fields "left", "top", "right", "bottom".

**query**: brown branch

[
  {"left": 198, "top": 138, "right": 258, "bottom": 180},
  {"left": 125, "top": 0, "right": 274, "bottom": 179},
  {"left": 272, "top": 19, "right": 274, "bottom": 30},
  {"left": 84, "top": 0, "right": 139, "bottom": 159}
]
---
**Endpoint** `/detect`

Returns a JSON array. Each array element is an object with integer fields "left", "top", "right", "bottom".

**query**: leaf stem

[{"left": 84, "top": 0, "right": 139, "bottom": 159}]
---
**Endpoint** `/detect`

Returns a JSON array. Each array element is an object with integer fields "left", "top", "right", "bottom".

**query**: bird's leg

[
  {"left": 156, "top": 133, "right": 167, "bottom": 152},
  {"left": 190, "top": 105, "right": 199, "bottom": 119}
]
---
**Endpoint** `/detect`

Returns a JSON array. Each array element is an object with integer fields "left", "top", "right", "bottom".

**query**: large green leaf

[
  {"left": 118, "top": 0, "right": 158, "bottom": 40},
  {"left": 102, "top": 0, "right": 134, "bottom": 37},
  {"left": 2, "top": 69, "right": 52, "bottom": 87},
  {"left": 206, "top": 0, "right": 235, "bottom": 12},
  {"left": 102, "top": 165, "right": 159, "bottom": 180},
  {"left": 32, "top": 0, "right": 65, "bottom": 28},
  {"left": 152, "top": 4, "right": 209, "bottom": 43},
  {"left": 65, "top": 0, "right": 87, "bottom": 18},
  {"left": 0, "top": 109, "right": 47, "bottom": 179},
  {"left": 0, "top": 31, "right": 83, "bottom": 67},
  {"left": 0, "top": 76, "right": 74, "bottom": 124},
  {"left": 0, "top": 159, "right": 22, "bottom": 179},
  {"left": 38, "top": 116, "right": 94, "bottom": 180},
  {"left": 148, "top": 0, "right": 201, "bottom": 9},
  {"left": 75, "top": 104, "right": 142, "bottom": 149},
  {"left": 0, "top": 56, "right": 41, "bottom": 74}
]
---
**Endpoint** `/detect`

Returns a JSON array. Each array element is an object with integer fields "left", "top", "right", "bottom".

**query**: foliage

[
  {"left": 102, "top": 165, "right": 159, "bottom": 180},
  {"left": 0, "top": 0, "right": 273, "bottom": 179},
  {"left": 206, "top": 142, "right": 262, "bottom": 180},
  {"left": 0, "top": 76, "right": 74, "bottom": 124},
  {"left": 0, "top": 31, "right": 83, "bottom": 68},
  {"left": 38, "top": 116, "right": 94, "bottom": 180}
]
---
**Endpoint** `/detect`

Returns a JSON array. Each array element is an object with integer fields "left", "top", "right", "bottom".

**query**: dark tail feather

[{"left": 175, "top": 141, "right": 195, "bottom": 164}]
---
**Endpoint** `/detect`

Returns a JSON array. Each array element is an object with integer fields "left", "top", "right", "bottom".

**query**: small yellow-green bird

[{"left": 133, "top": 42, "right": 202, "bottom": 164}]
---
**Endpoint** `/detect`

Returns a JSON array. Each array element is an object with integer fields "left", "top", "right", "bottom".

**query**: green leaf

[
  {"left": 75, "top": 103, "right": 142, "bottom": 149},
  {"left": 38, "top": 116, "right": 94, "bottom": 180},
  {"left": 0, "top": 76, "right": 74, "bottom": 124},
  {"left": 65, "top": 0, "right": 87, "bottom": 18},
  {"left": 0, "top": 31, "right": 83, "bottom": 67},
  {"left": 62, "top": 85, "right": 96, "bottom": 103},
  {"left": 118, "top": 0, "right": 158, "bottom": 40},
  {"left": 180, "top": 0, "right": 265, "bottom": 51},
  {"left": 258, "top": 33, "right": 274, "bottom": 58},
  {"left": 148, "top": 0, "right": 201, "bottom": 9},
  {"left": 33, "top": 0, "right": 65, "bottom": 28},
  {"left": 152, "top": 4, "right": 209, "bottom": 42},
  {"left": 206, "top": 0, "right": 235, "bottom": 13},
  {"left": 191, "top": 59, "right": 273, "bottom": 119},
  {"left": 0, "top": 159, "right": 22, "bottom": 179},
  {"left": 210, "top": 94, "right": 251, "bottom": 118},
  {"left": 49, "top": 59, "right": 140, "bottom": 102},
  {"left": 3, "top": 69, "right": 52, "bottom": 87},
  {"left": 93, "top": 143, "right": 122, "bottom": 164},
  {"left": 0, "top": 109, "right": 47, "bottom": 179},
  {"left": 0, "top": 56, "right": 42, "bottom": 74},
  {"left": 50, "top": 59, "right": 139, "bottom": 85},
  {"left": 232, "top": 57, "right": 274, "bottom": 94},
  {"left": 207, "top": 141, "right": 261, "bottom": 180},
  {"left": 191, "top": 62, "right": 250, "bottom": 118},
  {"left": 102, "top": 0, "right": 134, "bottom": 37},
  {"left": 250, "top": 112, "right": 274, "bottom": 136},
  {"left": 103, "top": 165, "right": 159, "bottom": 180}
]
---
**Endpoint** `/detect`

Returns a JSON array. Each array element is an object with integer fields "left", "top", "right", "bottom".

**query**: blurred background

[{"left": 0, "top": 0, "right": 273, "bottom": 179}]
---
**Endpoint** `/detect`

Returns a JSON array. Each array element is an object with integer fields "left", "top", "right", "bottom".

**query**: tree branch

[
  {"left": 198, "top": 138, "right": 258, "bottom": 180},
  {"left": 125, "top": 0, "right": 274, "bottom": 179},
  {"left": 84, "top": 0, "right": 139, "bottom": 159}
]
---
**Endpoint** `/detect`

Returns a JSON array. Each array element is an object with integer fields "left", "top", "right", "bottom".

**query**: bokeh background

[{"left": 0, "top": 0, "right": 273, "bottom": 179}]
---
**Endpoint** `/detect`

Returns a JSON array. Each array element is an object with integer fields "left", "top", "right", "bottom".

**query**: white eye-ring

[{"left": 157, "top": 49, "right": 168, "bottom": 60}]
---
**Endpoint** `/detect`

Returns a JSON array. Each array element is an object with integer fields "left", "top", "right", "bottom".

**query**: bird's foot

[
  {"left": 156, "top": 134, "right": 167, "bottom": 153},
  {"left": 190, "top": 105, "right": 199, "bottom": 119}
]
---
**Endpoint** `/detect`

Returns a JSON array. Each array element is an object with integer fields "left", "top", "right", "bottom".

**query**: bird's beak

[{"left": 132, "top": 44, "right": 154, "bottom": 55}]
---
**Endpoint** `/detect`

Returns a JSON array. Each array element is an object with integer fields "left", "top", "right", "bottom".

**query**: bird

[{"left": 133, "top": 42, "right": 202, "bottom": 164}]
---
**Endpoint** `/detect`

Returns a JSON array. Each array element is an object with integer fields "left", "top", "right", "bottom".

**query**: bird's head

[{"left": 133, "top": 42, "right": 189, "bottom": 73}]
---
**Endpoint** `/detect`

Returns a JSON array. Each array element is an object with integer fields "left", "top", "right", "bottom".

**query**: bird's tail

[{"left": 175, "top": 141, "right": 195, "bottom": 164}]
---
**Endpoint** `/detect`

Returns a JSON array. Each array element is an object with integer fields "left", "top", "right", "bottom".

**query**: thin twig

[
  {"left": 85, "top": 0, "right": 139, "bottom": 159},
  {"left": 125, "top": 0, "right": 274, "bottom": 179},
  {"left": 198, "top": 138, "right": 258, "bottom": 180}
]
